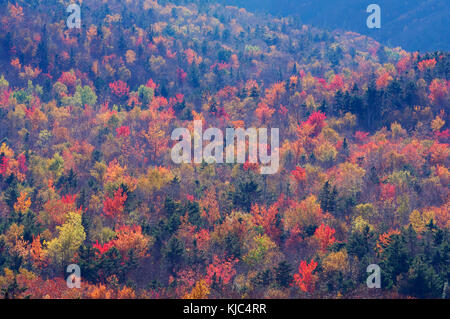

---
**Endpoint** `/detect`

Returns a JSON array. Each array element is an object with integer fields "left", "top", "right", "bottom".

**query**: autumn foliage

[
  {"left": 292, "top": 260, "right": 318, "bottom": 293},
  {"left": 0, "top": 0, "right": 447, "bottom": 300}
]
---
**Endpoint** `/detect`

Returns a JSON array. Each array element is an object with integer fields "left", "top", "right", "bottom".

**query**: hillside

[
  {"left": 0, "top": 0, "right": 448, "bottom": 299},
  {"left": 214, "top": 0, "right": 450, "bottom": 52}
]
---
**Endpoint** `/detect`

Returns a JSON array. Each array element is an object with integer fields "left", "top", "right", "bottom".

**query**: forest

[{"left": 0, "top": 0, "right": 448, "bottom": 299}]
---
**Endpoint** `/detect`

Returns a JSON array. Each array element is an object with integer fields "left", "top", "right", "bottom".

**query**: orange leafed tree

[
  {"left": 428, "top": 79, "right": 448, "bottom": 105},
  {"left": 9, "top": 3, "right": 24, "bottom": 21},
  {"left": 41, "top": 194, "right": 80, "bottom": 229},
  {"left": 113, "top": 225, "right": 150, "bottom": 258},
  {"left": 428, "top": 141, "right": 449, "bottom": 165},
  {"left": 254, "top": 102, "right": 275, "bottom": 124},
  {"left": 200, "top": 188, "right": 221, "bottom": 225},
  {"left": 396, "top": 56, "right": 411, "bottom": 74},
  {"left": 264, "top": 82, "right": 286, "bottom": 107},
  {"left": 14, "top": 192, "right": 31, "bottom": 214},
  {"left": 29, "top": 235, "right": 48, "bottom": 268},
  {"left": 418, "top": 58, "right": 436, "bottom": 72},
  {"left": 376, "top": 71, "right": 392, "bottom": 90},
  {"left": 376, "top": 229, "right": 401, "bottom": 254},
  {"left": 251, "top": 203, "right": 282, "bottom": 242}
]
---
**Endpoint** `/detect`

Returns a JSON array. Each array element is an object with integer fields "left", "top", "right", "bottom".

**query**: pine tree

[
  {"left": 163, "top": 236, "right": 185, "bottom": 275},
  {"left": 319, "top": 181, "right": 337, "bottom": 215},
  {"left": 275, "top": 261, "right": 292, "bottom": 287},
  {"left": 36, "top": 26, "right": 48, "bottom": 73}
]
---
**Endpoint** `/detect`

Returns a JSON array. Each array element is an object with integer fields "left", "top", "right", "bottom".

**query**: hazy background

[{"left": 190, "top": 0, "right": 449, "bottom": 52}]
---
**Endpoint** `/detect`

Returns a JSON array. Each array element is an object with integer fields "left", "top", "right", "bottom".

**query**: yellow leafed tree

[
  {"left": 184, "top": 279, "right": 210, "bottom": 299},
  {"left": 14, "top": 192, "right": 31, "bottom": 214},
  {"left": 409, "top": 209, "right": 435, "bottom": 233},
  {"left": 46, "top": 212, "right": 86, "bottom": 265}
]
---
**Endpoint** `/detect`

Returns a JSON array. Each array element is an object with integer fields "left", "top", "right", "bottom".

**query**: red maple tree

[
  {"left": 103, "top": 187, "right": 127, "bottom": 219},
  {"left": 109, "top": 80, "right": 130, "bottom": 98},
  {"left": 314, "top": 223, "right": 336, "bottom": 252},
  {"left": 292, "top": 259, "right": 318, "bottom": 293}
]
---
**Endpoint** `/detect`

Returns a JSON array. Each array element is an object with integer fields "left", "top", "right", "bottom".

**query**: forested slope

[{"left": 0, "top": 0, "right": 448, "bottom": 299}]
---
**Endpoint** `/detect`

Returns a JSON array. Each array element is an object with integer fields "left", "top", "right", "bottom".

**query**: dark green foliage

[
  {"left": 275, "top": 261, "right": 292, "bottom": 288},
  {"left": 319, "top": 181, "right": 337, "bottom": 216},
  {"left": 231, "top": 171, "right": 263, "bottom": 213},
  {"left": 347, "top": 226, "right": 375, "bottom": 260},
  {"left": 163, "top": 236, "right": 185, "bottom": 275}
]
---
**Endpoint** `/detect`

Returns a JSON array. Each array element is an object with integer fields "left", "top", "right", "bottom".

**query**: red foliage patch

[{"left": 109, "top": 80, "right": 130, "bottom": 98}]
